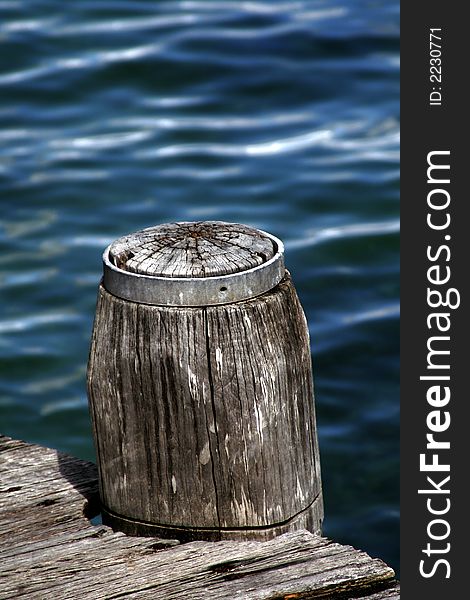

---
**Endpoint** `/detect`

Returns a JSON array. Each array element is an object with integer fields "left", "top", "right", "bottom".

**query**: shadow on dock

[{"left": 56, "top": 449, "right": 101, "bottom": 521}]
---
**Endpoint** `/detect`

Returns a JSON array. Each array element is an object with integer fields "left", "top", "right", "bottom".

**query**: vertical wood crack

[{"left": 204, "top": 308, "right": 221, "bottom": 529}]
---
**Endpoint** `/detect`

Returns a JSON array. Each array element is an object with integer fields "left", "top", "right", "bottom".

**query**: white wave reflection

[
  {"left": 303, "top": 125, "right": 399, "bottom": 164},
  {"left": 342, "top": 303, "right": 400, "bottom": 326},
  {"left": 171, "top": 22, "right": 303, "bottom": 42},
  {"left": 175, "top": 1, "right": 304, "bottom": 14},
  {"left": 247, "top": 130, "right": 332, "bottom": 155},
  {"left": 3, "top": 211, "right": 57, "bottom": 238},
  {"left": 160, "top": 166, "right": 242, "bottom": 180},
  {"left": 49, "top": 130, "right": 152, "bottom": 151},
  {"left": 0, "top": 43, "right": 162, "bottom": 86},
  {"left": 22, "top": 367, "right": 86, "bottom": 395},
  {"left": 142, "top": 96, "right": 207, "bottom": 108},
  {"left": 40, "top": 397, "right": 87, "bottom": 416},
  {"left": 29, "top": 169, "right": 109, "bottom": 184},
  {"left": 324, "top": 131, "right": 400, "bottom": 152},
  {"left": 0, "top": 63, "right": 55, "bottom": 86},
  {"left": 57, "top": 14, "right": 199, "bottom": 36},
  {"left": 287, "top": 219, "right": 399, "bottom": 250},
  {"left": 139, "top": 129, "right": 332, "bottom": 159},
  {"left": 109, "top": 112, "right": 311, "bottom": 131},
  {"left": 0, "top": 268, "right": 57, "bottom": 288},
  {"left": 293, "top": 8, "right": 347, "bottom": 21},
  {"left": 67, "top": 235, "right": 115, "bottom": 248},
  {"left": 1, "top": 18, "right": 60, "bottom": 34},
  {"left": 0, "top": 129, "right": 32, "bottom": 142},
  {"left": 310, "top": 301, "right": 399, "bottom": 354},
  {"left": 186, "top": 205, "right": 227, "bottom": 218},
  {"left": 0, "top": 313, "right": 80, "bottom": 334},
  {"left": 58, "top": 43, "right": 162, "bottom": 68}
]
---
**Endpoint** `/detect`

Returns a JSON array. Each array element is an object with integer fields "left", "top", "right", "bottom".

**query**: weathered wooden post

[{"left": 87, "top": 221, "right": 323, "bottom": 541}]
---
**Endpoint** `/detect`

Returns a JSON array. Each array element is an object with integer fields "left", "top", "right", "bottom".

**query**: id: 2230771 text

[{"left": 429, "top": 28, "right": 443, "bottom": 107}]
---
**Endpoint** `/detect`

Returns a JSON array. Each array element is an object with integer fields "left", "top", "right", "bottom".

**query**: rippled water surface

[{"left": 0, "top": 0, "right": 399, "bottom": 573}]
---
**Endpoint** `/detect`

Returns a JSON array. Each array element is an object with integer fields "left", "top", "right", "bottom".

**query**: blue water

[{"left": 0, "top": 0, "right": 399, "bottom": 574}]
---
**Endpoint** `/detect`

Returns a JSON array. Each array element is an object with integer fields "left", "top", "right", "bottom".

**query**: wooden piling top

[
  {"left": 108, "top": 221, "right": 276, "bottom": 278},
  {"left": 102, "top": 221, "right": 285, "bottom": 306},
  {"left": 0, "top": 434, "right": 400, "bottom": 599}
]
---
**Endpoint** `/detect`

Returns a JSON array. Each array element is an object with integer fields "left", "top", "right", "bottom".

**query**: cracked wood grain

[
  {"left": 0, "top": 435, "right": 399, "bottom": 599},
  {"left": 108, "top": 221, "right": 275, "bottom": 278},
  {"left": 87, "top": 271, "right": 323, "bottom": 539}
]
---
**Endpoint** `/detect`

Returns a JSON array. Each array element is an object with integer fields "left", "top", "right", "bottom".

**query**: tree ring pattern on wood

[{"left": 103, "top": 221, "right": 285, "bottom": 306}]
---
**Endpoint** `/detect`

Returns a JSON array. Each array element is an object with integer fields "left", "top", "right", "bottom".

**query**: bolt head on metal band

[{"left": 102, "top": 223, "right": 285, "bottom": 307}]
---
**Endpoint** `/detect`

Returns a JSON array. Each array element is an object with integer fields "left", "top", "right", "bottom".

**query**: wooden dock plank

[{"left": 0, "top": 435, "right": 399, "bottom": 599}]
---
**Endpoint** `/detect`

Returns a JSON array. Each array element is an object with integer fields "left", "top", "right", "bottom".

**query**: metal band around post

[{"left": 102, "top": 232, "right": 285, "bottom": 307}]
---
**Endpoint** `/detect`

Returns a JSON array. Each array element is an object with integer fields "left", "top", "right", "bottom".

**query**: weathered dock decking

[{"left": 0, "top": 435, "right": 400, "bottom": 599}]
